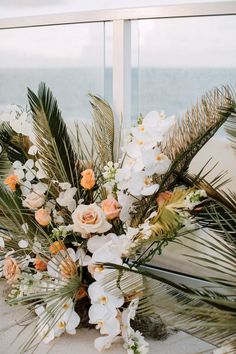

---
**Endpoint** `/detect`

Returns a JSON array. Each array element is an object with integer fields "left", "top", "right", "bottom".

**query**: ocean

[{"left": 0, "top": 67, "right": 235, "bottom": 125}]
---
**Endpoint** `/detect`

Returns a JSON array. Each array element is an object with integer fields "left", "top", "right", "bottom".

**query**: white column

[{"left": 112, "top": 19, "right": 131, "bottom": 150}]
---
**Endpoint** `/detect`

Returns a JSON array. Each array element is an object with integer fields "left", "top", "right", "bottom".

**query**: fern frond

[{"left": 28, "top": 83, "right": 77, "bottom": 185}]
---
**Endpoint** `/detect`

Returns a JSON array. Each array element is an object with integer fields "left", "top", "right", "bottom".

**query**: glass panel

[
  {"left": 0, "top": 22, "right": 109, "bottom": 123},
  {"left": 131, "top": 15, "right": 236, "bottom": 121}
]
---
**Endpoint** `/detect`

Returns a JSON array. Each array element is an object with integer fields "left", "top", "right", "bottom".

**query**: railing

[{"left": 0, "top": 1, "right": 236, "bottom": 131}]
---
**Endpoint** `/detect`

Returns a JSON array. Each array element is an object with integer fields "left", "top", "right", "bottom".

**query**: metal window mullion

[{"left": 112, "top": 19, "right": 131, "bottom": 148}]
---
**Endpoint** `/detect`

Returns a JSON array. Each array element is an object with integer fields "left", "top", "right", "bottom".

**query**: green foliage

[{"left": 28, "top": 82, "right": 77, "bottom": 185}]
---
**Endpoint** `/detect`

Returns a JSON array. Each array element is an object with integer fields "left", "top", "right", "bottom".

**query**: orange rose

[
  {"left": 3, "top": 256, "right": 21, "bottom": 283},
  {"left": 49, "top": 241, "right": 66, "bottom": 255},
  {"left": 101, "top": 198, "right": 121, "bottom": 220},
  {"left": 4, "top": 175, "right": 19, "bottom": 192},
  {"left": 35, "top": 208, "right": 52, "bottom": 226},
  {"left": 80, "top": 169, "right": 95, "bottom": 190},
  {"left": 156, "top": 191, "right": 173, "bottom": 206},
  {"left": 34, "top": 256, "right": 47, "bottom": 271}
]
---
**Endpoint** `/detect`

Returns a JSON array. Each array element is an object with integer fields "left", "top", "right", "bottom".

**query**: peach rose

[
  {"left": 156, "top": 191, "right": 173, "bottom": 206},
  {"left": 4, "top": 175, "right": 19, "bottom": 192},
  {"left": 49, "top": 241, "right": 66, "bottom": 255},
  {"left": 80, "top": 169, "right": 95, "bottom": 189},
  {"left": 3, "top": 256, "right": 21, "bottom": 283},
  {"left": 35, "top": 208, "right": 52, "bottom": 226},
  {"left": 101, "top": 198, "right": 121, "bottom": 220},
  {"left": 59, "top": 256, "right": 77, "bottom": 279},
  {"left": 72, "top": 203, "right": 112, "bottom": 237},
  {"left": 34, "top": 256, "right": 48, "bottom": 271}
]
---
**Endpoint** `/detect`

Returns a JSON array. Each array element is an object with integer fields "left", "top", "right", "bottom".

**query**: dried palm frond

[
  {"left": 160, "top": 86, "right": 236, "bottom": 190},
  {"left": 0, "top": 183, "right": 48, "bottom": 243},
  {"left": 103, "top": 263, "right": 236, "bottom": 349},
  {"left": 0, "top": 148, "right": 11, "bottom": 180},
  {"left": 8, "top": 272, "right": 82, "bottom": 354},
  {"left": 224, "top": 107, "right": 236, "bottom": 153},
  {"left": 28, "top": 83, "right": 77, "bottom": 185},
  {"left": 89, "top": 94, "right": 115, "bottom": 167}
]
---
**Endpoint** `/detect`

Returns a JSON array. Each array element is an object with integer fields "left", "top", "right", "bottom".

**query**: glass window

[
  {"left": 0, "top": 22, "right": 112, "bottom": 123},
  {"left": 131, "top": 15, "right": 236, "bottom": 122}
]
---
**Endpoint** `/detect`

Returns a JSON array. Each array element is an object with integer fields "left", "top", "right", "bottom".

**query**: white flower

[
  {"left": 23, "top": 190, "right": 45, "bottom": 209},
  {"left": 56, "top": 186, "right": 77, "bottom": 213},
  {"left": 117, "top": 192, "right": 136, "bottom": 223},
  {"left": 28, "top": 145, "right": 38, "bottom": 155},
  {"left": 94, "top": 335, "right": 119, "bottom": 352},
  {"left": 35, "top": 159, "right": 47, "bottom": 179},
  {"left": 66, "top": 247, "right": 91, "bottom": 267},
  {"left": 185, "top": 189, "right": 207, "bottom": 210},
  {"left": 141, "top": 148, "right": 171, "bottom": 176},
  {"left": 72, "top": 203, "right": 112, "bottom": 237},
  {"left": 127, "top": 171, "right": 159, "bottom": 197},
  {"left": 18, "top": 240, "right": 28, "bottom": 249},
  {"left": 53, "top": 299, "right": 80, "bottom": 337},
  {"left": 87, "top": 233, "right": 117, "bottom": 254},
  {"left": 131, "top": 110, "right": 175, "bottom": 149},
  {"left": 89, "top": 304, "right": 120, "bottom": 336},
  {"left": 9, "top": 110, "right": 34, "bottom": 139},
  {"left": 122, "top": 299, "right": 149, "bottom": 354},
  {"left": 0, "top": 237, "right": 5, "bottom": 248},
  {"left": 89, "top": 281, "right": 124, "bottom": 309}
]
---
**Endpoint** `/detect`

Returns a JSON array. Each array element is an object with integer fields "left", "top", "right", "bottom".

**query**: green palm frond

[
  {"left": 28, "top": 82, "right": 77, "bottom": 185},
  {"left": 160, "top": 86, "right": 236, "bottom": 190},
  {"left": 0, "top": 121, "right": 28, "bottom": 164},
  {"left": 89, "top": 94, "right": 115, "bottom": 166}
]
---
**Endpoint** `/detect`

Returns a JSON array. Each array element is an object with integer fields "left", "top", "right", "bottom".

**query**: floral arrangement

[{"left": 0, "top": 83, "right": 235, "bottom": 353}]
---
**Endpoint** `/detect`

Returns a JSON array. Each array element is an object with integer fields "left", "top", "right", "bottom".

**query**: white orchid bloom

[
  {"left": 88, "top": 281, "right": 124, "bottom": 308},
  {"left": 122, "top": 299, "right": 149, "bottom": 354},
  {"left": 53, "top": 299, "right": 80, "bottom": 337},
  {"left": 66, "top": 247, "right": 91, "bottom": 267},
  {"left": 28, "top": 145, "right": 38, "bottom": 155},
  {"left": 127, "top": 171, "right": 159, "bottom": 197},
  {"left": 89, "top": 304, "right": 120, "bottom": 336},
  {"left": 87, "top": 233, "right": 117, "bottom": 254},
  {"left": 94, "top": 334, "right": 119, "bottom": 352},
  {"left": 115, "top": 165, "right": 132, "bottom": 191},
  {"left": 117, "top": 192, "right": 136, "bottom": 223},
  {"left": 35, "top": 159, "right": 47, "bottom": 179},
  {"left": 56, "top": 186, "right": 77, "bottom": 212},
  {"left": 0, "top": 237, "right": 5, "bottom": 248},
  {"left": 9, "top": 111, "right": 33, "bottom": 137},
  {"left": 141, "top": 148, "right": 171, "bottom": 176}
]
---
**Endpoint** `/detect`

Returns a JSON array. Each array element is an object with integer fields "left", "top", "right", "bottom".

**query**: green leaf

[{"left": 28, "top": 82, "right": 77, "bottom": 185}]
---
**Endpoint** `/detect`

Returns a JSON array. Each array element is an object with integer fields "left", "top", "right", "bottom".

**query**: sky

[{"left": 0, "top": 0, "right": 235, "bottom": 68}]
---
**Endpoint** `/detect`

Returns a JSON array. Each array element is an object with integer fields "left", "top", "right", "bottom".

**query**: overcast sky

[{"left": 0, "top": 0, "right": 235, "bottom": 68}]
